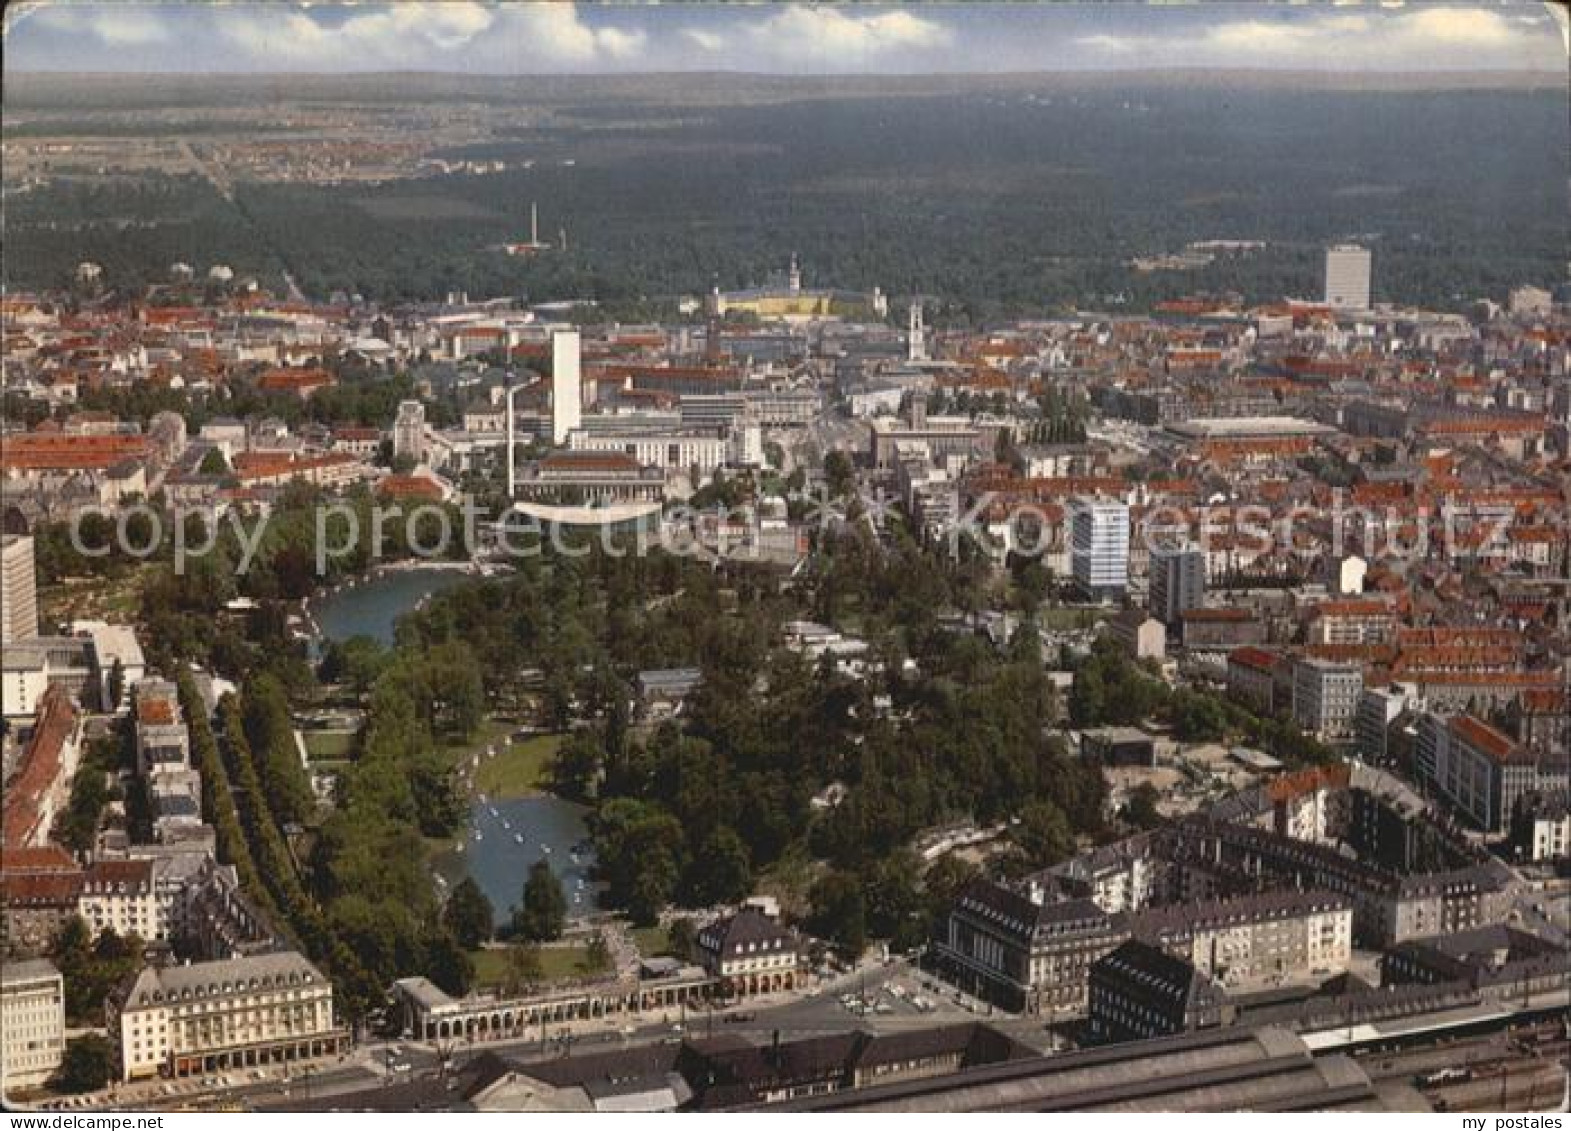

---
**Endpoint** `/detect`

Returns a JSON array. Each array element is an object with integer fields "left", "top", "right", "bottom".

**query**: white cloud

[
  {"left": 1398, "top": 6, "right": 1517, "bottom": 45},
  {"left": 746, "top": 5, "right": 951, "bottom": 68},
  {"left": 1074, "top": 5, "right": 1557, "bottom": 69},
  {"left": 30, "top": 2, "right": 172, "bottom": 45},
  {"left": 490, "top": 3, "right": 645, "bottom": 64},
  {"left": 65, "top": 2, "right": 648, "bottom": 71},
  {"left": 682, "top": 28, "right": 725, "bottom": 54}
]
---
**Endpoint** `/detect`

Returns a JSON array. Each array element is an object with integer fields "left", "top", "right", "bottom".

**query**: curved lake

[
  {"left": 312, "top": 567, "right": 600, "bottom": 927},
  {"left": 312, "top": 567, "right": 470, "bottom": 645},
  {"left": 437, "top": 797, "right": 601, "bottom": 930}
]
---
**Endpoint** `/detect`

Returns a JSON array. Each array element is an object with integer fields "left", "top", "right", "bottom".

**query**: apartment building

[
  {"left": 933, "top": 878, "right": 1129, "bottom": 1015},
  {"left": 1148, "top": 543, "right": 1206, "bottom": 626},
  {"left": 77, "top": 859, "right": 169, "bottom": 943},
  {"left": 1129, "top": 890, "right": 1353, "bottom": 989},
  {"left": 1, "top": 686, "right": 82, "bottom": 851},
  {"left": 1510, "top": 792, "right": 1570, "bottom": 863},
  {"left": 1167, "top": 820, "right": 1510, "bottom": 947},
  {"left": 1305, "top": 599, "right": 1398, "bottom": 647},
  {"left": 133, "top": 678, "right": 189, "bottom": 777},
  {"left": 1291, "top": 657, "right": 1363, "bottom": 744},
  {"left": 392, "top": 400, "right": 427, "bottom": 463},
  {"left": 1416, "top": 713, "right": 1570, "bottom": 835},
  {"left": 1, "top": 534, "right": 39, "bottom": 644},
  {"left": 1226, "top": 647, "right": 1282, "bottom": 715},
  {"left": 108, "top": 951, "right": 345, "bottom": 1081}
]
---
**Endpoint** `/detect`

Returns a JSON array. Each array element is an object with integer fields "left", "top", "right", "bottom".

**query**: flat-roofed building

[
  {"left": 1292, "top": 657, "right": 1363, "bottom": 744},
  {"left": 1510, "top": 791, "right": 1569, "bottom": 862},
  {"left": 514, "top": 451, "right": 666, "bottom": 504},
  {"left": 868, "top": 414, "right": 986, "bottom": 469},
  {"left": 568, "top": 428, "right": 728, "bottom": 475},
  {"left": 1, "top": 958, "right": 65, "bottom": 1093},
  {"left": 1324, "top": 244, "right": 1372, "bottom": 309},
  {"left": 1081, "top": 727, "right": 1157, "bottom": 768},
  {"left": 1183, "top": 607, "right": 1265, "bottom": 651},
  {"left": 132, "top": 678, "right": 189, "bottom": 778},
  {"left": 1069, "top": 497, "right": 1130, "bottom": 600},
  {"left": 551, "top": 330, "right": 583, "bottom": 444},
  {"left": 1, "top": 534, "right": 39, "bottom": 644},
  {"left": 1149, "top": 543, "right": 1205, "bottom": 626}
]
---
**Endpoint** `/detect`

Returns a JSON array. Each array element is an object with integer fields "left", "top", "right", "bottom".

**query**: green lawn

[
  {"left": 302, "top": 730, "right": 355, "bottom": 761},
  {"left": 471, "top": 733, "right": 564, "bottom": 800},
  {"left": 469, "top": 943, "right": 602, "bottom": 987},
  {"left": 441, "top": 717, "right": 515, "bottom": 766},
  {"left": 630, "top": 924, "right": 670, "bottom": 958},
  {"left": 1038, "top": 606, "right": 1104, "bottom": 631}
]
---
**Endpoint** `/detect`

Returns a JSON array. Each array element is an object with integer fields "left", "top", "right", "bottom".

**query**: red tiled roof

[
  {"left": 0, "top": 871, "right": 84, "bottom": 906},
  {"left": 1448, "top": 714, "right": 1523, "bottom": 764},
  {"left": 1227, "top": 646, "right": 1279, "bottom": 673},
  {"left": 257, "top": 366, "right": 335, "bottom": 393},
  {"left": 2, "top": 686, "right": 79, "bottom": 851},
  {"left": 1182, "top": 607, "right": 1254, "bottom": 623},
  {"left": 0, "top": 845, "right": 79, "bottom": 876},
  {"left": 1311, "top": 600, "right": 1396, "bottom": 619},
  {"left": 1, "top": 432, "right": 151, "bottom": 472},
  {"left": 377, "top": 474, "right": 443, "bottom": 500},
  {"left": 135, "top": 697, "right": 176, "bottom": 726},
  {"left": 82, "top": 859, "right": 153, "bottom": 890},
  {"left": 1266, "top": 764, "right": 1350, "bottom": 803},
  {"left": 541, "top": 451, "right": 641, "bottom": 473}
]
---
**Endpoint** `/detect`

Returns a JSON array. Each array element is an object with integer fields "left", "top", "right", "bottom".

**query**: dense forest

[{"left": 6, "top": 84, "right": 1563, "bottom": 315}]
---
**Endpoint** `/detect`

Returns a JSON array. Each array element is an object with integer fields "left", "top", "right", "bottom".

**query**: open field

[
  {"left": 469, "top": 943, "right": 603, "bottom": 988},
  {"left": 301, "top": 730, "right": 355, "bottom": 761}
]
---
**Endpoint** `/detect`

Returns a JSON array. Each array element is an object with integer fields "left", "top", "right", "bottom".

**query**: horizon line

[{"left": 6, "top": 65, "right": 1566, "bottom": 82}]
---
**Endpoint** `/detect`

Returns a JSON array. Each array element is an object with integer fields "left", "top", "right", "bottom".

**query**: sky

[{"left": 4, "top": 1, "right": 1566, "bottom": 76}]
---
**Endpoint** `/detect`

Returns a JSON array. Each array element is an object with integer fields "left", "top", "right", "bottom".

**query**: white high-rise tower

[
  {"left": 908, "top": 301, "right": 926, "bottom": 363},
  {"left": 1324, "top": 244, "right": 1372, "bottom": 309},
  {"left": 1070, "top": 497, "right": 1130, "bottom": 600},
  {"left": 2, "top": 534, "right": 40, "bottom": 644},
  {"left": 550, "top": 329, "right": 582, "bottom": 444}
]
